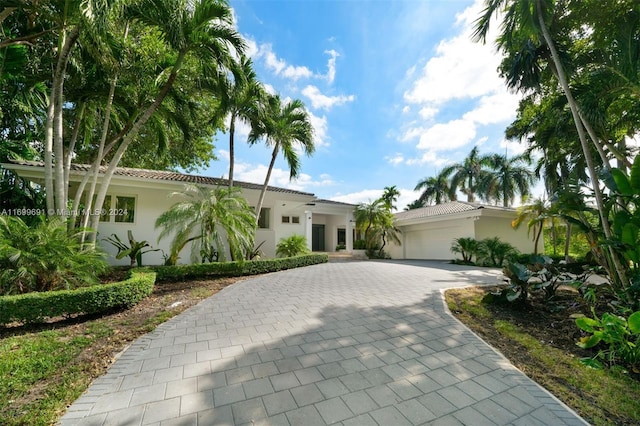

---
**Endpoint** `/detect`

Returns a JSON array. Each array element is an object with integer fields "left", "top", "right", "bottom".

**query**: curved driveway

[{"left": 60, "top": 260, "right": 587, "bottom": 425}]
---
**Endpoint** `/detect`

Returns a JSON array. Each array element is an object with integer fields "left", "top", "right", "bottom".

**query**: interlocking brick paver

[{"left": 58, "top": 261, "right": 587, "bottom": 425}]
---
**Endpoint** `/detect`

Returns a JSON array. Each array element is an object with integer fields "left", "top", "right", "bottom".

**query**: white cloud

[
  {"left": 397, "top": 0, "right": 521, "bottom": 170},
  {"left": 233, "top": 162, "right": 334, "bottom": 191},
  {"left": 462, "top": 92, "right": 520, "bottom": 125},
  {"left": 258, "top": 43, "right": 313, "bottom": 81},
  {"left": 419, "top": 107, "right": 438, "bottom": 120},
  {"left": 325, "top": 49, "right": 339, "bottom": 84},
  {"left": 416, "top": 119, "right": 477, "bottom": 152},
  {"left": 308, "top": 110, "right": 329, "bottom": 148},
  {"left": 301, "top": 85, "right": 355, "bottom": 111},
  {"left": 330, "top": 187, "right": 421, "bottom": 211},
  {"left": 385, "top": 153, "right": 405, "bottom": 165}
]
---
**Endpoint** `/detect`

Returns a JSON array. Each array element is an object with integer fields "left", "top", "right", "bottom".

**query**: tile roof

[
  {"left": 394, "top": 201, "right": 514, "bottom": 222},
  {"left": 7, "top": 160, "right": 315, "bottom": 197}
]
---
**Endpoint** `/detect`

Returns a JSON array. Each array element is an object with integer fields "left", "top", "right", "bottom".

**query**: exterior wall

[
  {"left": 388, "top": 217, "right": 476, "bottom": 260},
  {"left": 95, "top": 184, "right": 176, "bottom": 266},
  {"left": 474, "top": 214, "right": 542, "bottom": 254}
]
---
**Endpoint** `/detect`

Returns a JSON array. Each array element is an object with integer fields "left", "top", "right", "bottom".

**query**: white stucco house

[
  {"left": 4, "top": 161, "right": 356, "bottom": 265},
  {"left": 387, "top": 201, "right": 542, "bottom": 260}
]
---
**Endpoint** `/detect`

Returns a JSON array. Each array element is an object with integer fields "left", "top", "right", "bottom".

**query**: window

[
  {"left": 114, "top": 196, "right": 135, "bottom": 223},
  {"left": 258, "top": 208, "right": 270, "bottom": 229},
  {"left": 337, "top": 228, "right": 346, "bottom": 245},
  {"left": 91, "top": 194, "right": 135, "bottom": 223},
  {"left": 92, "top": 195, "right": 111, "bottom": 222},
  {"left": 282, "top": 215, "right": 300, "bottom": 224}
]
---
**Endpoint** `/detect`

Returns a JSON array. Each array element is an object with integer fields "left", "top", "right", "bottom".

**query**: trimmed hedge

[
  {"left": 0, "top": 269, "right": 156, "bottom": 325},
  {"left": 153, "top": 254, "right": 329, "bottom": 282}
]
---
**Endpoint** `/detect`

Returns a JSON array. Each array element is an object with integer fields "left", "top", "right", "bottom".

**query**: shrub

[
  {"left": 0, "top": 269, "right": 156, "bottom": 325},
  {"left": 353, "top": 239, "right": 366, "bottom": 249},
  {"left": 477, "top": 237, "right": 519, "bottom": 267},
  {"left": 276, "top": 235, "right": 310, "bottom": 257},
  {"left": 152, "top": 254, "right": 328, "bottom": 282},
  {"left": 576, "top": 311, "right": 640, "bottom": 371},
  {"left": 450, "top": 237, "right": 480, "bottom": 264},
  {"left": 0, "top": 215, "right": 108, "bottom": 295}
]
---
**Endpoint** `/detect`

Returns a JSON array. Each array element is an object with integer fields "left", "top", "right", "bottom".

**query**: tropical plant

[
  {"left": 414, "top": 169, "right": 456, "bottom": 205},
  {"left": 478, "top": 237, "right": 519, "bottom": 267},
  {"left": 512, "top": 197, "right": 551, "bottom": 255},
  {"left": 576, "top": 311, "right": 640, "bottom": 371},
  {"left": 450, "top": 237, "right": 480, "bottom": 264},
  {"left": 214, "top": 55, "right": 266, "bottom": 188},
  {"left": 249, "top": 94, "right": 315, "bottom": 222},
  {"left": 354, "top": 199, "right": 387, "bottom": 251},
  {"left": 0, "top": 215, "right": 107, "bottom": 294},
  {"left": 441, "top": 146, "right": 492, "bottom": 202},
  {"left": 155, "top": 184, "right": 257, "bottom": 264},
  {"left": 276, "top": 235, "right": 310, "bottom": 257},
  {"left": 482, "top": 153, "right": 535, "bottom": 207},
  {"left": 473, "top": 0, "right": 624, "bottom": 287},
  {"left": 380, "top": 185, "right": 401, "bottom": 211},
  {"left": 103, "top": 230, "right": 160, "bottom": 267}
]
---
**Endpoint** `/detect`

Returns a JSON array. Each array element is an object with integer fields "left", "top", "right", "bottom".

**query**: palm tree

[
  {"left": 354, "top": 199, "right": 386, "bottom": 250},
  {"left": 215, "top": 55, "right": 266, "bottom": 188},
  {"left": 473, "top": 0, "right": 622, "bottom": 283},
  {"left": 414, "top": 169, "right": 456, "bottom": 205},
  {"left": 512, "top": 197, "right": 550, "bottom": 255},
  {"left": 89, "top": 0, "right": 245, "bottom": 243},
  {"left": 441, "top": 146, "right": 492, "bottom": 202},
  {"left": 483, "top": 153, "right": 535, "bottom": 207},
  {"left": 381, "top": 185, "right": 401, "bottom": 211},
  {"left": 404, "top": 199, "right": 425, "bottom": 211},
  {"left": 155, "top": 184, "right": 257, "bottom": 264},
  {"left": 354, "top": 199, "right": 399, "bottom": 256},
  {"left": 248, "top": 94, "right": 314, "bottom": 222}
]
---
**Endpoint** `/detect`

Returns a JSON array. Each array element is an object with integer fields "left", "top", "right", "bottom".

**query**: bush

[
  {"left": 353, "top": 239, "right": 367, "bottom": 250},
  {"left": 477, "top": 237, "right": 519, "bottom": 267},
  {"left": 152, "top": 254, "right": 328, "bottom": 282},
  {"left": 276, "top": 235, "right": 310, "bottom": 257},
  {"left": 0, "top": 215, "right": 108, "bottom": 295},
  {"left": 0, "top": 269, "right": 156, "bottom": 325}
]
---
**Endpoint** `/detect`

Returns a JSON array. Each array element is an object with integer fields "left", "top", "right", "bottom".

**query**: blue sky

[{"left": 201, "top": 0, "right": 536, "bottom": 209}]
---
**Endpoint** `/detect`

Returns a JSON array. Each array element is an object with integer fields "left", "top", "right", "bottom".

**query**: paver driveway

[{"left": 59, "top": 260, "right": 587, "bottom": 425}]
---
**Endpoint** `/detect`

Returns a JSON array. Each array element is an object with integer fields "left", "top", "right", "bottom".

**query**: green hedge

[
  {"left": 153, "top": 254, "right": 329, "bottom": 282},
  {"left": 0, "top": 270, "right": 156, "bottom": 325}
]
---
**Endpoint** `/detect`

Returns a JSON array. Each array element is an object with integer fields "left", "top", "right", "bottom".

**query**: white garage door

[{"left": 404, "top": 225, "right": 465, "bottom": 260}]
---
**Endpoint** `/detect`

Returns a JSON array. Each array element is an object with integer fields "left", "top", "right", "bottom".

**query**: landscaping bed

[
  {"left": 445, "top": 285, "right": 640, "bottom": 426},
  {"left": 0, "top": 276, "right": 243, "bottom": 426}
]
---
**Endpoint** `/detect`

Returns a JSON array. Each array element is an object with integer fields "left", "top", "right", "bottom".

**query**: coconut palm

[
  {"left": 483, "top": 153, "right": 535, "bottom": 207},
  {"left": 441, "top": 146, "right": 492, "bottom": 202},
  {"left": 154, "top": 184, "right": 257, "bottom": 264},
  {"left": 414, "top": 169, "right": 456, "bottom": 205},
  {"left": 248, "top": 94, "right": 314, "bottom": 221}
]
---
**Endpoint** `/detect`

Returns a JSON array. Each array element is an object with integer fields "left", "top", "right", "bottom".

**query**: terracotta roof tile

[{"left": 7, "top": 160, "right": 315, "bottom": 196}]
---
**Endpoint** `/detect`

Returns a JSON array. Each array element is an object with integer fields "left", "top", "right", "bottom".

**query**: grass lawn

[{"left": 0, "top": 277, "right": 241, "bottom": 426}]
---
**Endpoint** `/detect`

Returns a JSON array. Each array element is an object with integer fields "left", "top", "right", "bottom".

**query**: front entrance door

[{"left": 312, "top": 224, "right": 325, "bottom": 251}]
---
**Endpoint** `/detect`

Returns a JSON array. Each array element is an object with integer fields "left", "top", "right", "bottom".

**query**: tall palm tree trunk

[
  {"left": 536, "top": 0, "right": 626, "bottom": 286},
  {"left": 255, "top": 145, "right": 278, "bottom": 224},
  {"left": 228, "top": 113, "right": 236, "bottom": 188}
]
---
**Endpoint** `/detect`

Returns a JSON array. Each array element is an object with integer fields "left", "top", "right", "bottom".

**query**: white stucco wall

[
  {"left": 474, "top": 214, "right": 542, "bottom": 254},
  {"left": 388, "top": 217, "right": 476, "bottom": 260}
]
